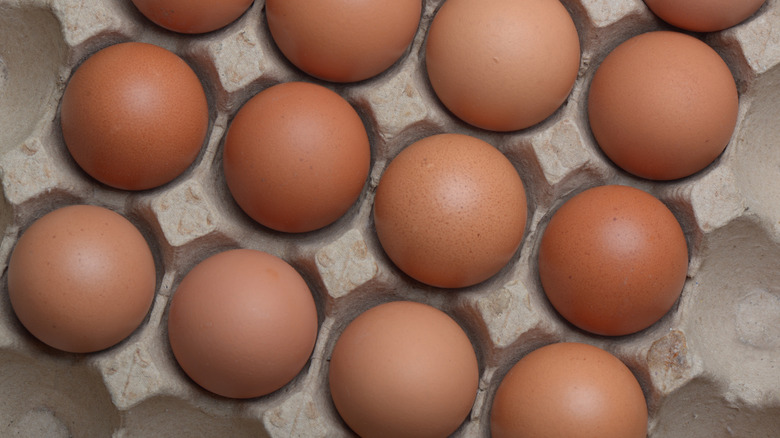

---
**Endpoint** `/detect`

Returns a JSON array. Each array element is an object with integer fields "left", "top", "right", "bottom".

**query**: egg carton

[{"left": 1, "top": 0, "right": 779, "bottom": 436}]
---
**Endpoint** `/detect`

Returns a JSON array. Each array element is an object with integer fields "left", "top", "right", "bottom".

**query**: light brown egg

[
  {"left": 644, "top": 0, "right": 767, "bottom": 32},
  {"left": 491, "top": 342, "right": 648, "bottom": 438},
  {"left": 588, "top": 31, "right": 738, "bottom": 180},
  {"left": 60, "top": 42, "right": 209, "bottom": 191},
  {"left": 223, "top": 81, "right": 370, "bottom": 233},
  {"left": 131, "top": 0, "right": 254, "bottom": 34},
  {"left": 425, "top": 0, "right": 580, "bottom": 131},
  {"left": 266, "top": 0, "right": 422, "bottom": 82},
  {"left": 328, "top": 301, "right": 479, "bottom": 438},
  {"left": 538, "top": 185, "right": 688, "bottom": 336},
  {"left": 167, "top": 249, "right": 318, "bottom": 399},
  {"left": 373, "top": 133, "right": 527, "bottom": 288},
  {"left": 7, "top": 205, "right": 157, "bottom": 353}
]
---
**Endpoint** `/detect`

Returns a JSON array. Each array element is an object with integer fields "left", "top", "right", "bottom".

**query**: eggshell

[
  {"left": 223, "top": 81, "right": 370, "bottom": 233},
  {"left": 60, "top": 42, "right": 209, "bottom": 191},
  {"left": 328, "top": 301, "right": 479, "bottom": 438},
  {"left": 266, "top": 0, "right": 422, "bottom": 82},
  {"left": 587, "top": 31, "right": 738, "bottom": 180},
  {"left": 425, "top": 0, "right": 580, "bottom": 131},
  {"left": 491, "top": 342, "right": 648, "bottom": 438},
  {"left": 538, "top": 185, "right": 688, "bottom": 336},
  {"left": 7, "top": 205, "right": 157, "bottom": 353},
  {"left": 167, "top": 249, "right": 318, "bottom": 399},
  {"left": 373, "top": 133, "right": 527, "bottom": 288},
  {"left": 131, "top": 0, "right": 254, "bottom": 34},
  {"left": 643, "top": 0, "right": 767, "bottom": 32}
]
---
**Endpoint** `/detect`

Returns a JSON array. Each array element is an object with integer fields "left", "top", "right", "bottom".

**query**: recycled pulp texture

[{"left": 0, "top": 0, "right": 779, "bottom": 436}]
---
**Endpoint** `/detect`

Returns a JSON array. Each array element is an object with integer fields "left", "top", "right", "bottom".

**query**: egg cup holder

[{"left": 1, "top": 0, "right": 779, "bottom": 436}]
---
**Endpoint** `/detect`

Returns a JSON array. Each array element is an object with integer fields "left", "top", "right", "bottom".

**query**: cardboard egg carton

[{"left": 1, "top": 0, "right": 778, "bottom": 436}]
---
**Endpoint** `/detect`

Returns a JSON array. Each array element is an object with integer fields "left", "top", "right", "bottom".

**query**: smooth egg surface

[
  {"left": 643, "top": 0, "right": 767, "bottom": 32},
  {"left": 60, "top": 42, "right": 209, "bottom": 191},
  {"left": 538, "top": 185, "right": 688, "bottom": 336},
  {"left": 223, "top": 81, "right": 370, "bottom": 233},
  {"left": 491, "top": 342, "right": 648, "bottom": 438},
  {"left": 328, "top": 301, "right": 479, "bottom": 438},
  {"left": 7, "top": 205, "right": 157, "bottom": 353},
  {"left": 374, "top": 133, "right": 527, "bottom": 288},
  {"left": 167, "top": 249, "right": 318, "bottom": 399},
  {"left": 266, "top": 0, "right": 422, "bottom": 82},
  {"left": 425, "top": 0, "right": 580, "bottom": 131},
  {"left": 588, "top": 31, "right": 738, "bottom": 181},
  {"left": 131, "top": 0, "right": 254, "bottom": 34}
]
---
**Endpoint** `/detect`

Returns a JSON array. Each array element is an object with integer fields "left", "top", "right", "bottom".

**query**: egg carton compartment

[{"left": 1, "top": 0, "right": 779, "bottom": 436}]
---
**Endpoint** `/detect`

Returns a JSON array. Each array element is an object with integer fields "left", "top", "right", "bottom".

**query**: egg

[
  {"left": 491, "top": 342, "right": 648, "bottom": 438},
  {"left": 167, "top": 249, "right": 318, "bottom": 399},
  {"left": 223, "top": 81, "right": 370, "bottom": 233},
  {"left": 223, "top": 82, "right": 371, "bottom": 233},
  {"left": 643, "top": 0, "right": 767, "bottom": 32},
  {"left": 373, "top": 133, "right": 527, "bottom": 288},
  {"left": 60, "top": 42, "right": 209, "bottom": 191},
  {"left": 425, "top": 0, "right": 580, "bottom": 132},
  {"left": 328, "top": 301, "right": 479, "bottom": 438},
  {"left": 131, "top": 0, "right": 254, "bottom": 34},
  {"left": 587, "top": 31, "right": 738, "bottom": 180},
  {"left": 538, "top": 185, "right": 688, "bottom": 336},
  {"left": 7, "top": 205, "right": 157, "bottom": 353},
  {"left": 265, "top": 0, "right": 422, "bottom": 83}
]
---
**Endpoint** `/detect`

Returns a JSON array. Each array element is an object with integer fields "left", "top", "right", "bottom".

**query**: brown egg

[
  {"left": 328, "top": 301, "right": 479, "bottom": 438},
  {"left": 223, "top": 81, "right": 370, "bottom": 233},
  {"left": 588, "top": 31, "right": 738, "bottom": 180},
  {"left": 7, "top": 205, "right": 156, "bottom": 353},
  {"left": 60, "top": 42, "right": 209, "bottom": 191},
  {"left": 644, "top": 0, "right": 767, "bottom": 32},
  {"left": 538, "top": 185, "right": 688, "bottom": 336},
  {"left": 425, "top": 0, "right": 580, "bottom": 132},
  {"left": 374, "top": 133, "right": 527, "bottom": 288},
  {"left": 491, "top": 342, "right": 648, "bottom": 438},
  {"left": 167, "top": 249, "right": 318, "bottom": 399},
  {"left": 266, "top": 0, "right": 422, "bottom": 82},
  {"left": 131, "top": 0, "right": 253, "bottom": 34}
]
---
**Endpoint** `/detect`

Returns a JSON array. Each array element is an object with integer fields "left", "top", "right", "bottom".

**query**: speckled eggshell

[
  {"left": 7, "top": 205, "right": 157, "bottom": 353},
  {"left": 643, "top": 0, "right": 767, "bottom": 32},
  {"left": 167, "top": 249, "right": 318, "bottom": 399},
  {"left": 491, "top": 342, "right": 648, "bottom": 438},
  {"left": 373, "top": 133, "right": 527, "bottom": 288},
  {"left": 266, "top": 0, "right": 422, "bottom": 82},
  {"left": 328, "top": 301, "right": 479, "bottom": 438},
  {"left": 223, "top": 81, "right": 371, "bottom": 233},
  {"left": 131, "top": 0, "right": 254, "bottom": 34},
  {"left": 425, "top": 0, "right": 581, "bottom": 131},
  {"left": 60, "top": 42, "right": 209, "bottom": 191},
  {"left": 587, "top": 31, "right": 738, "bottom": 180},
  {"left": 538, "top": 185, "right": 689, "bottom": 336}
]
